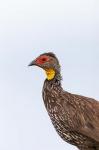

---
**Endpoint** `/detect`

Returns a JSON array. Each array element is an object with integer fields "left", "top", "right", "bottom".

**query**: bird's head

[{"left": 29, "top": 52, "right": 61, "bottom": 80}]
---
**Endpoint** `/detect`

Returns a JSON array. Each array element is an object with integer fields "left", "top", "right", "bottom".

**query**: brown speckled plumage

[{"left": 29, "top": 52, "right": 99, "bottom": 150}]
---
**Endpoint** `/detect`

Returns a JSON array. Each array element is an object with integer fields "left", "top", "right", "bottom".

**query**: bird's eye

[
  {"left": 36, "top": 55, "right": 49, "bottom": 64},
  {"left": 42, "top": 58, "right": 47, "bottom": 62}
]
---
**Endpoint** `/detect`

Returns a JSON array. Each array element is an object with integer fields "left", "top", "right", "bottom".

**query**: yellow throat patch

[{"left": 45, "top": 69, "right": 55, "bottom": 80}]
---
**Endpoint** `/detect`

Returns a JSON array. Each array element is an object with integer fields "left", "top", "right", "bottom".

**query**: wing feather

[{"left": 62, "top": 92, "right": 99, "bottom": 142}]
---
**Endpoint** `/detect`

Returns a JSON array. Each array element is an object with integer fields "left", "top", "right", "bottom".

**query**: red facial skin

[{"left": 35, "top": 55, "right": 50, "bottom": 65}]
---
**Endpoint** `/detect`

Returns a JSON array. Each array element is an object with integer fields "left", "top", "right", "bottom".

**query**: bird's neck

[
  {"left": 45, "top": 68, "right": 61, "bottom": 82},
  {"left": 45, "top": 69, "right": 56, "bottom": 80},
  {"left": 43, "top": 71, "right": 62, "bottom": 115},
  {"left": 45, "top": 71, "right": 62, "bottom": 87}
]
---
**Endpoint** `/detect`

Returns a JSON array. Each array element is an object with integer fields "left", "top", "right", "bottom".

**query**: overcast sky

[{"left": 0, "top": 0, "right": 99, "bottom": 150}]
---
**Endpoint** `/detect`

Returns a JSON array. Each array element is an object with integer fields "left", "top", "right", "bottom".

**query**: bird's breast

[
  {"left": 42, "top": 84, "right": 92, "bottom": 147},
  {"left": 42, "top": 86, "right": 73, "bottom": 141}
]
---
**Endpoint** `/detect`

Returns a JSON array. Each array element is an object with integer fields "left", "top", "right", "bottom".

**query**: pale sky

[{"left": 0, "top": 0, "right": 99, "bottom": 150}]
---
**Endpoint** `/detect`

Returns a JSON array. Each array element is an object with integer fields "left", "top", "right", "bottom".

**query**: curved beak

[{"left": 28, "top": 60, "right": 36, "bottom": 66}]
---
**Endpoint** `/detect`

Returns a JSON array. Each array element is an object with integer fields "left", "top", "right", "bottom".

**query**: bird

[{"left": 29, "top": 52, "right": 99, "bottom": 150}]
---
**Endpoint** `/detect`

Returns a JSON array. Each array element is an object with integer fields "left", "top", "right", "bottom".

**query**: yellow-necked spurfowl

[{"left": 29, "top": 52, "right": 99, "bottom": 150}]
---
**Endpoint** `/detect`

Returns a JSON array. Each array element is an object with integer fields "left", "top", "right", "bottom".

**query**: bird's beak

[{"left": 28, "top": 60, "right": 36, "bottom": 66}]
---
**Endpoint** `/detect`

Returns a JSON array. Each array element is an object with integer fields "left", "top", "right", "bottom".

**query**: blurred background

[{"left": 0, "top": 0, "right": 99, "bottom": 150}]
